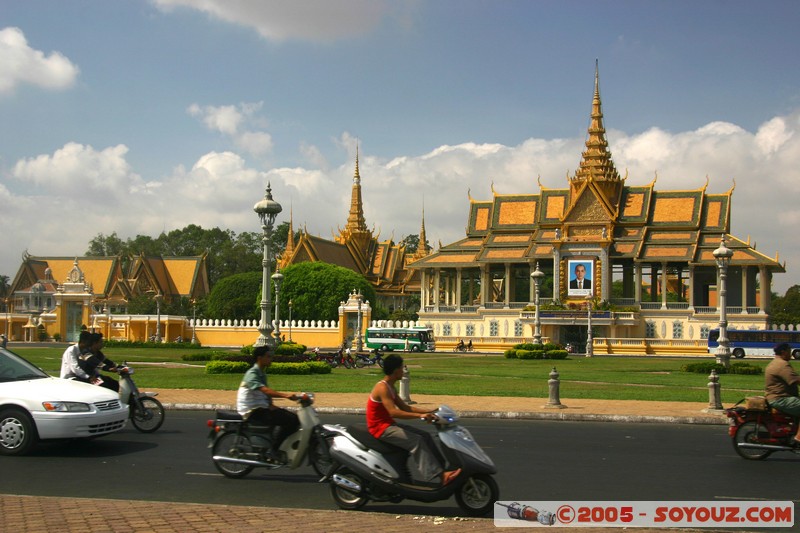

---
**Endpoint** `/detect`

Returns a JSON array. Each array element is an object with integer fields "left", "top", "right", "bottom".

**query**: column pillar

[
  {"left": 504, "top": 263, "right": 511, "bottom": 308},
  {"left": 456, "top": 268, "right": 463, "bottom": 312}
]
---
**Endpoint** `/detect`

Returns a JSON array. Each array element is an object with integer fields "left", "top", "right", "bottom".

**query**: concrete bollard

[
  {"left": 544, "top": 366, "right": 567, "bottom": 409},
  {"left": 399, "top": 364, "right": 415, "bottom": 404},
  {"left": 704, "top": 368, "right": 724, "bottom": 412}
]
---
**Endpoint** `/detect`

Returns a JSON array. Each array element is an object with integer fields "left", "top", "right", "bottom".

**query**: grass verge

[{"left": 15, "top": 346, "right": 766, "bottom": 404}]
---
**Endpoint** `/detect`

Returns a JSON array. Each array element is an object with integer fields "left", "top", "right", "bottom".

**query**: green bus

[{"left": 365, "top": 326, "right": 436, "bottom": 352}]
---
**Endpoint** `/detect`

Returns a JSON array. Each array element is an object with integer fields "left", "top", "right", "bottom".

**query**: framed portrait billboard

[{"left": 568, "top": 259, "right": 593, "bottom": 297}]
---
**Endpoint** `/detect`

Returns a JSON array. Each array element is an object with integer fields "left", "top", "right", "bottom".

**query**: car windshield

[{"left": 0, "top": 348, "right": 49, "bottom": 382}]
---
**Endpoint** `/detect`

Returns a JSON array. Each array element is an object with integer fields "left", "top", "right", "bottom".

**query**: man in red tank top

[{"left": 366, "top": 354, "right": 461, "bottom": 486}]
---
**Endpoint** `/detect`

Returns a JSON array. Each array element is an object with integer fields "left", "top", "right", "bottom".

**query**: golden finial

[
  {"left": 728, "top": 179, "right": 736, "bottom": 195},
  {"left": 491, "top": 181, "right": 496, "bottom": 195}
]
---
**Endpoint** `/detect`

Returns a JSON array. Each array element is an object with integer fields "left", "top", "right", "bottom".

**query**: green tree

[
  {"left": 399, "top": 233, "right": 430, "bottom": 255},
  {"left": 276, "top": 262, "right": 375, "bottom": 322},
  {"left": 206, "top": 272, "right": 263, "bottom": 320},
  {"left": 770, "top": 285, "right": 800, "bottom": 325}
]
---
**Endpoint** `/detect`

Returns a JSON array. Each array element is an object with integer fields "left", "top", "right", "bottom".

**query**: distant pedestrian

[
  {"left": 1, "top": 334, "right": 6, "bottom": 349},
  {"left": 404, "top": 338, "right": 410, "bottom": 352}
]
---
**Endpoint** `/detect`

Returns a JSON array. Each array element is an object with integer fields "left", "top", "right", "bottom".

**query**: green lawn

[{"left": 16, "top": 346, "right": 766, "bottom": 404}]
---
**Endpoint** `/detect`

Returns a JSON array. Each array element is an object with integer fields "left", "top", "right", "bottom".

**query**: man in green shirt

[{"left": 237, "top": 345, "right": 300, "bottom": 461}]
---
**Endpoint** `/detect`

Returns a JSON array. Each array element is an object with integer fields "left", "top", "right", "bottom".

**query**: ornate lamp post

[
  {"left": 713, "top": 234, "right": 734, "bottom": 369},
  {"left": 154, "top": 292, "right": 162, "bottom": 343},
  {"left": 356, "top": 291, "right": 363, "bottom": 352},
  {"left": 530, "top": 262, "right": 544, "bottom": 345},
  {"left": 288, "top": 299, "right": 293, "bottom": 343},
  {"left": 586, "top": 295, "right": 593, "bottom": 358},
  {"left": 253, "top": 183, "right": 282, "bottom": 347},
  {"left": 272, "top": 269, "right": 284, "bottom": 342},
  {"left": 191, "top": 299, "right": 198, "bottom": 345}
]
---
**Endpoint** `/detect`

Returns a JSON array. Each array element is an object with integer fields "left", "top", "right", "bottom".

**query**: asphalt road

[{"left": 1, "top": 411, "right": 797, "bottom": 518}]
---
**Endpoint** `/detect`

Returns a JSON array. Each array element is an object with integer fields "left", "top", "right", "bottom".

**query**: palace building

[
  {"left": 406, "top": 67, "right": 784, "bottom": 354},
  {"left": 3, "top": 253, "right": 208, "bottom": 342},
  {"left": 279, "top": 147, "right": 430, "bottom": 312}
]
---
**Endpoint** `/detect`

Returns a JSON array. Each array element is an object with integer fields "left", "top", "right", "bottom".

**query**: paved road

[{"left": 2, "top": 412, "right": 796, "bottom": 513}]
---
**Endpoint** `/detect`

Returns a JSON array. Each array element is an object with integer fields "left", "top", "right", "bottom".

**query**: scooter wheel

[
  {"left": 455, "top": 473, "right": 499, "bottom": 517},
  {"left": 733, "top": 421, "right": 773, "bottom": 460},
  {"left": 355, "top": 358, "right": 365, "bottom": 368},
  {"left": 212, "top": 431, "right": 256, "bottom": 478},
  {"left": 130, "top": 397, "right": 165, "bottom": 433},
  {"left": 308, "top": 436, "right": 333, "bottom": 477},
  {"left": 330, "top": 467, "right": 368, "bottom": 510}
]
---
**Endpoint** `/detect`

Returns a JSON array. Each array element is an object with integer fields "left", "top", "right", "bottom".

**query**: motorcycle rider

[
  {"left": 456, "top": 339, "right": 465, "bottom": 351},
  {"left": 366, "top": 354, "right": 461, "bottom": 486},
  {"left": 237, "top": 344, "right": 301, "bottom": 462},
  {"left": 765, "top": 342, "right": 800, "bottom": 446},
  {"left": 59, "top": 330, "right": 96, "bottom": 383},
  {"left": 79, "top": 332, "right": 120, "bottom": 392}
]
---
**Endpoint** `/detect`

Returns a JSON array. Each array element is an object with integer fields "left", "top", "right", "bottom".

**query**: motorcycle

[
  {"left": 208, "top": 393, "right": 337, "bottom": 478},
  {"left": 725, "top": 397, "right": 800, "bottom": 460},
  {"left": 354, "top": 350, "right": 384, "bottom": 368},
  {"left": 325, "top": 405, "right": 499, "bottom": 516},
  {"left": 117, "top": 365, "right": 165, "bottom": 433}
]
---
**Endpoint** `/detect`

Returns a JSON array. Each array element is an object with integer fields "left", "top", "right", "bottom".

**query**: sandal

[{"left": 442, "top": 468, "right": 462, "bottom": 486}]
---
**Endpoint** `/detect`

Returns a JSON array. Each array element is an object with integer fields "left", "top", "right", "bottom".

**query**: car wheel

[
  {"left": 381, "top": 344, "right": 389, "bottom": 352},
  {"left": 0, "top": 408, "right": 38, "bottom": 456},
  {"left": 732, "top": 348, "right": 745, "bottom": 359}
]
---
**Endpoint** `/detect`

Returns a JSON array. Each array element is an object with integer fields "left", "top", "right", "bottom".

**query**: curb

[{"left": 161, "top": 403, "right": 728, "bottom": 425}]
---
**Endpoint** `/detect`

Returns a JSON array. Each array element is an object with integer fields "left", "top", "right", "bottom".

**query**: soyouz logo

[{"left": 494, "top": 501, "right": 794, "bottom": 528}]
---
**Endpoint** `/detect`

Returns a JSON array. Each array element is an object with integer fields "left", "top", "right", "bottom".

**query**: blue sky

[{"left": 1, "top": 0, "right": 799, "bottom": 294}]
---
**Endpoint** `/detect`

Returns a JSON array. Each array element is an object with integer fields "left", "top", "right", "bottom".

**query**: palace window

[
  {"left": 443, "top": 323, "right": 452, "bottom": 337},
  {"left": 514, "top": 320, "right": 523, "bottom": 337},
  {"left": 489, "top": 320, "right": 499, "bottom": 337},
  {"left": 700, "top": 325, "right": 710, "bottom": 340},
  {"left": 672, "top": 321, "right": 683, "bottom": 339},
  {"left": 645, "top": 321, "right": 656, "bottom": 338},
  {"left": 465, "top": 324, "right": 475, "bottom": 337}
]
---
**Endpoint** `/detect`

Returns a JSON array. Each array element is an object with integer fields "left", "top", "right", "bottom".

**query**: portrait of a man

[{"left": 568, "top": 260, "right": 593, "bottom": 295}]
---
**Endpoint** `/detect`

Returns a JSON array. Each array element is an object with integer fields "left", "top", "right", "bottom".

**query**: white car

[{"left": 0, "top": 347, "right": 129, "bottom": 455}]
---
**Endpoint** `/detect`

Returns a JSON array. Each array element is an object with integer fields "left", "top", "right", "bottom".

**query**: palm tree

[{"left": 0, "top": 275, "right": 9, "bottom": 311}]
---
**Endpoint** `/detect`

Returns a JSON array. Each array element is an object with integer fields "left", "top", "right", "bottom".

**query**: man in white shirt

[{"left": 59, "top": 331, "right": 94, "bottom": 382}]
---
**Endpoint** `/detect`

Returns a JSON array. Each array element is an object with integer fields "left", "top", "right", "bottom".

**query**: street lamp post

[
  {"left": 586, "top": 296, "right": 593, "bottom": 358},
  {"left": 154, "top": 292, "right": 162, "bottom": 343},
  {"left": 713, "top": 234, "right": 734, "bottom": 369},
  {"left": 272, "top": 269, "right": 284, "bottom": 342},
  {"left": 288, "top": 300, "right": 293, "bottom": 342},
  {"left": 253, "top": 183, "right": 282, "bottom": 347},
  {"left": 530, "top": 262, "right": 544, "bottom": 345},
  {"left": 191, "top": 300, "right": 198, "bottom": 345},
  {"left": 356, "top": 292, "right": 363, "bottom": 353}
]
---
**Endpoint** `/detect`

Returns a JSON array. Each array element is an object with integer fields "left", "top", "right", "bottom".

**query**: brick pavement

[{"left": 3, "top": 389, "right": 726, "bottom": 532}]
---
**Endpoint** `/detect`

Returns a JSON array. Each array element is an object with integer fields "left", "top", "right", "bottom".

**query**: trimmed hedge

[
  {"left": 505, "top": 348, "right": 568, "bottom": 360},
  {"left": 681, "top": 361, "right": 763, "bottom": 375},
  {"left": 206, "top": 361, "right": 249, "bottom": 374},
  {"left": 204, "top": 360, "right": 331, "bottom": 375},
  {"left": 275, "top": 342, "right": 307, "bottom": 356}
]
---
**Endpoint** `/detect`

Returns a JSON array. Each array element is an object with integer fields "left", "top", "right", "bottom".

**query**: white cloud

[
  {"left": 152, "top": 0, "right": 401, "bottom": 43},
  {"left": 2, "top": 110, "right": 800, "bottom": 294},
  {"left": 188, "top": 101, "right": 272, "bottom": 158},
  {"left": 0, "top": 27, "right": 79, "bottom": 94},
  {"left": 11, "top": 142, "right": 142, "bottom": 199}
]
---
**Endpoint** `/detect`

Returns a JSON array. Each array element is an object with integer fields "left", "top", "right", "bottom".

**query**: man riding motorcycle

[
  {"left": 236, "top": 345, "right": 302, "bottom": 463},
  {"left": 765, "top": 342, "right": 800, "bottom": 447}
]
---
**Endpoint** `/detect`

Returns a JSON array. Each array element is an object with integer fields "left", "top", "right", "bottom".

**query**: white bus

[{"left": 365, "top": 326, "right": 436, "bottom": 352}]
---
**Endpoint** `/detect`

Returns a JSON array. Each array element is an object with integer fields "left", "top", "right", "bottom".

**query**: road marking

[{"left": 186, "top": 472, "right": 222, "bottom": 477}]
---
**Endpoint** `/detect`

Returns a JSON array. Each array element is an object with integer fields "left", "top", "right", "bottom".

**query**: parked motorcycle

[
  {"left": 208, "top": 393, "right": 336, "bottom": 478},
  {"left": 325, "top": 405, "right": 499, "bottom": 516},
  {"left": 117, "top": 365, "right": 165, "bottom": 433},
  {"left": 354, "top": 350, "right": 384, "bottom": 368},
  {"left": 725, "top": 397, "right": 800, "bottom": 460}
]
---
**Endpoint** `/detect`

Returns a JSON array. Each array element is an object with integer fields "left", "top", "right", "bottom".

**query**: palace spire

[{"left": 570, "top": 61, "right": 623, "bottom": 210}]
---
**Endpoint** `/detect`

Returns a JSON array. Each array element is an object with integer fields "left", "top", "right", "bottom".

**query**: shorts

[{"left": 769, "top": 396, "right": 800, "bottom": 417}]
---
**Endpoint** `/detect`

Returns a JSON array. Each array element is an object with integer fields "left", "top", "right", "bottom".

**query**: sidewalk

[
  {"left": 154, "top": 388, "right": 730, "bottom": 425},
  {"left": 2, "top": 390, "right": 727, "bottom": 533}
]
